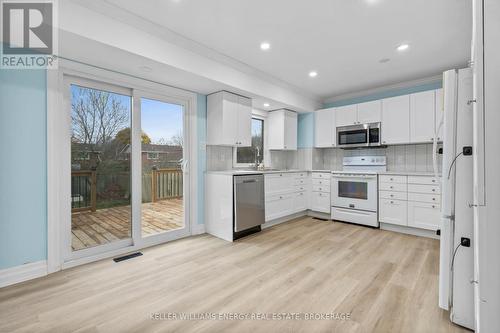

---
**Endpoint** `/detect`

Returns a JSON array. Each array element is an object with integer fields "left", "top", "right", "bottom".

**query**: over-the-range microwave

[{"left": 336, "top": 122, "right": 381, "bottom": 148}]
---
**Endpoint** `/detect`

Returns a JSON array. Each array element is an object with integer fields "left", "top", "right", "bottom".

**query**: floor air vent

[{"left": 113, "top": 252, "right": 143, "bottom": 263}]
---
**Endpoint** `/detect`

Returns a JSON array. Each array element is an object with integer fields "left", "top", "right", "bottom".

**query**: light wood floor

[
  {"left": 71, "top": 199, "right": 184, "bottom": 251},
  {"left": 0, "top": 217, "right": 469, "bottom": 333}
]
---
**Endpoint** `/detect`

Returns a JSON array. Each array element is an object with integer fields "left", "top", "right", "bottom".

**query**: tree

[
  {"left": 71, "top": 87, "right": 129, "bottom": 147},
  {"left": 115, "top": 128, "right": 151, "bottom": 145},
  {"left": 168, "top": 130, "right": 183, "bottom": 147}
]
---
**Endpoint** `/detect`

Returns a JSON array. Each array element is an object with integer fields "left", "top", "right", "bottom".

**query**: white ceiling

[{"left": 100, "top": 0, "right": 471, "bottom": 100}]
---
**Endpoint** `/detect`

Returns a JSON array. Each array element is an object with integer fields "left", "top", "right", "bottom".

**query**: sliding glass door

[{"left": 64, "top": 76, "right": 190, "bottom": 261}]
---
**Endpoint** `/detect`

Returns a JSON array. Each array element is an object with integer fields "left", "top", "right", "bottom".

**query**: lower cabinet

[
  {"left": 407, "top": 201, "right": 441, "bottom": 230},
  {"left": 292, "top": 191, "right": 308, "bottom": 213},
  {"left": 378, "top": 174, "right": 441, "bottom": 232},
  {"left": 265, "top": 194, "right": 294, "bottom": 221},
  {"left": 309, "top": 192, "right": 330, "bottom": 213},
  {"left": 379, "top": 198, "right": 407, "bottom": 226}
]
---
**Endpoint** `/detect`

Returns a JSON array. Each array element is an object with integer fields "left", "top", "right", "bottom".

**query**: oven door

[
  {"left": 331, "top": 174, "right": 377, "bottom": 212},
  {"left": 337, "top": 124, "right": 369, "bottom": 148}
]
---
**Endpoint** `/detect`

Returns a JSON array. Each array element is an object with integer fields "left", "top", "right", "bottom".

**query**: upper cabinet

[
  {"left": 207, "top": 91, "right": 252, "bottom": 146},
  {"left": 314, "top": 108, "right": 336, "bottom": 148},
  {"left": 381, "top": 95, "right": 410, "bottom": 145},
  {"left": 357, "top": 100, "right": 382, "bottom": 124},
  {"left": 268, "top": 109, "right": 297, "bottom": 150},
  {"left": 410, "top": 90, "right": 436, "bottom": 143},
  {"left": 335, "top": 105, "right": 358, "bottom": 127}
]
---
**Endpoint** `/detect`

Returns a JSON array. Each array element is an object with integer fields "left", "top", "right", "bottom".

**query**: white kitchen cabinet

[
  {"left": 357, "top": 100, "right": 382, "bottom": 124},
  {"left": 314, "top": 108, "right": 336, "bottom": 147},
  {"left": 265, "top": 173, "right": 292, "bottom": 195},
  {"left": 435, "top": 88, "right": 444, "bottom": 141},
  {"left": 379, "top": 199, "right": 408, "bottom": 226},
  {"left": 265, "top": 194, "right": 294, "bottom": 221},
  {"left": 268, "top": 109, "right": 297, "bottom": 150},
  {"left": 310, "top": 192, "right": 330, "bottom": 214},
  {"left": 292, "top": 192, "right": 308, "bottom": 213},
  {"left": 407, "top": 201, "right": 441, "bottom": 231},
  {"left": 381, "top": 95, "right": 410, "bottom": 144},
  {"left": 335, "top": 104, "right": 358, "bottom": 127},
  {"left": 410, "top": 90, "right": 436, "bottom": 143},
  {"left": 207, "top": 91, "right": 252, "bottom": 146}
]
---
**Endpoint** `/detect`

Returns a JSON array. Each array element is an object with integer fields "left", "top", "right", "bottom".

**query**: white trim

[
  {"left": 191, "top": 223, "right": 206, "bottom": 235},
  {"left": 323, "top": 74, "right": 443, "bottom": 104},
  {"left": 47, "top": 59, "right": 200, "bottom": 273},
  {"left": 307, "top": 211, "right": 332, "bottom": 220},
  {"left": 0, "top": 261, "right": 48, "bottom": 288},
  {"left": 380, "top": 223, "right": 440, "bottom": 239}
]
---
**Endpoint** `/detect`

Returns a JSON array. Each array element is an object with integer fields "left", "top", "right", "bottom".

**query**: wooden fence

[{"left": 72, "top": 168, "right": 183, "bottom": 212}]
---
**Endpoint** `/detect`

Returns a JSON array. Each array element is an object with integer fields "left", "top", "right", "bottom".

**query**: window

[
  {"left": 147, "top": 152, "right": 160, "bottom": 160},
  {"left": 235, "top": 117, "right": 264, "bottom": 166}
]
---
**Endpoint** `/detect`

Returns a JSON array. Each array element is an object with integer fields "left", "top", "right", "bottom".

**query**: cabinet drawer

[
  {"left": 292, "top": 192, "right": 308, "bottom": 213},
  {"left": 293, "top": 185, "right": 308, "bottom": 193},
  {"left": 407, "top": 201, "right": 441, "bottom": 231},
  {"left": 407, "top": 184, "right": 441, "bottom": 194},
  {"left": 265, "top": 194, "right": 293, "bottom": 221},
  {"left": 379, "top": 182, "right": 407, "bottom": 192},
  {"left": 379, "top": 175, "right": 407, "bottom": 184},
  {"left": 312, "top": 172, "right": 330, "bottom": 179},
  {"left": 408, "top": 176, "right": 440, "bottom": 185},
  {"left": 379, "top": 199, "right": 408, "bottom": 226},
  {"left": 379, "top": 190, "right": 407, "bottom": 201},
  {"left": 294, "top": 172, "right": 307, "bottom": 179},
  {"left": 312, "top": 184, "right": 330, "bottom": 193},
  {"left": 408, "top": 192, "right": 441, "bottom": 204},
  {"left": 309, "top": 192, "right": 330, "bottom": 213},
  {"left": 294, "top": 178, "right": 308, "bottom": 186},
  {"left": 312, "top": 178, "right": 330, "bottom": 186}
]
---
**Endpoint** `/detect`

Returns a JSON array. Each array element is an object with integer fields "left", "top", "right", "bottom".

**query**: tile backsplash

[{"left": 207, "top": 144, "right": 442, "bottom": 173}]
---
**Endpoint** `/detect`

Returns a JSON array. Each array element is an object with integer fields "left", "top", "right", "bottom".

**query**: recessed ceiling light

[
  {"left": 397, "top": 43, "right": 409, "bottom": 51},
  {"left": 260, "top": 42, "right": 271, "bottom": 51},
  {"left": 309, "top": 71, "right": 318, "bottom": 78},
  {"left": 263, "top": 103, "right": 270, "bottom": 107}
]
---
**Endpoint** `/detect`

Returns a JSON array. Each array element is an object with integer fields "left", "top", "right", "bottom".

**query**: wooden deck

[{"left": 71, "top": 198, "right": 184, "bottom": 251}]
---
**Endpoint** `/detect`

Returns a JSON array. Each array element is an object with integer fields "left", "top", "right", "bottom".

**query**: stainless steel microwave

[{"left": 336, "top": 122, "right": 381, "bottom": 148}]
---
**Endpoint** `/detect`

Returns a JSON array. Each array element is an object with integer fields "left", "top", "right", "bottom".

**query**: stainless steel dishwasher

[{"left": 233, "top": 174, "right": 265, "bottom": 239}]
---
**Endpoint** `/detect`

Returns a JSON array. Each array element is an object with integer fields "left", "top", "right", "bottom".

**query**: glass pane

[
  {"left": 237, "top": 118, "right": 264, "bottom": 164},
  {"left": 141, "top": 98, "right": 184, "bottom": 237},
  {"left": 338, "top": 129, "right": 367, "bottom": 145},
  {"left": 70, "top": 84, "right": 132, "bottom": 251},
  {"left": 338, "top": 181, "right": 368, "bottom": 200}
]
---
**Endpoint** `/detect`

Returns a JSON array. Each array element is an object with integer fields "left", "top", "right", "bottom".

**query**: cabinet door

[
  {"left": 357, "top": 100, "right": 381, "bottom": 124},
  {"left": 222, "top": 92, "right": 239, "bottom": 145},
  {"left": 284, "top": 111, "right": 297, "bottom": 150},
  {"left": 237, "top": 96, "right": 252, "bottom": 147},
  {"left": 267, "top": 111, "right": 285, "bottom": 150},
  {"left": 265, "top": 194, "right": 293, "bottom": 221},
  {"left": 435, "top": 88, "right": 444, "bottom": 141},
  {"left": 410, "top": 90, "right": 436, "bottom": 143},
  {"left": 381, "top": 95, "right": 410, "bottom": 144},
  {"left": 379, "top": 198, "right": 407, "bottom": 226},
  {"left": 310, "top": 192, "right": 330, "bottom": 213},
  {"left": 265, "top": 173, "right": 292, "bottom": 196},
  {"left": 314, "top": 108, "right": 336, "bottom": 147},
  {"left": 292, "top": 191, "right": 308, "bottom": 213},
  {"left": 335, "top": 104, "right": 358, "bottom": 127},
  {"left": 407, "top": 201, "right": 440, "bottom": 230}
]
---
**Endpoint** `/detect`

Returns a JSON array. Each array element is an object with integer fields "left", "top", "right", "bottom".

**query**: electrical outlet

[
  {"left": 463, "top": 146, "right": 473, "bottom": 156},
  {"left": 461, "top": 237, "right": 471, "bottom": 247}
]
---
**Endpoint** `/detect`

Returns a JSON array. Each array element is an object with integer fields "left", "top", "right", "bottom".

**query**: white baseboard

[
  {"left": 307, "top": 210, "right": 332, "bottom": 220},
  {"left": 380, "top": 223, "right": 440, "bottom": 239},
  {"left": 191, "top": 223, "right": 206, "bottom": 235},
  {"left": 0, "top": 261, "right": 48, "bottom": 288}
]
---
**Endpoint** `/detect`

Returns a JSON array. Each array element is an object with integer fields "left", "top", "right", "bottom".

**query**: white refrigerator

[{"left": 438, "top": 68, "right": 474, "bottom": 330}]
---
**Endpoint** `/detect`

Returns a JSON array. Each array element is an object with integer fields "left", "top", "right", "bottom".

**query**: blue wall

[
  {"left": 196, "top": 94, "right": 207, "bottom": 225},
  {"left": 323, "top": 81, "right": 442, "bottom": 108},
  {"left": 297, "top": 112, "right": 314, "bottom": 149},
  {"left": 0, "top": 69, "right": 48, "bottom": 270}
]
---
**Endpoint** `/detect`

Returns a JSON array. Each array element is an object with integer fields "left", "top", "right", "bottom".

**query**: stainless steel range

[{"left": 331, "top": 156, "right": 386, "bottom": 227}]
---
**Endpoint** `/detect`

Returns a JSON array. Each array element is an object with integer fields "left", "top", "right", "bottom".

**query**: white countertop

[
  {"left": 378, "top": 171, "right": 441, "bottom": 177},
  {"left": 206, "top": 169, "right": 309, "bottom": 175}
]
